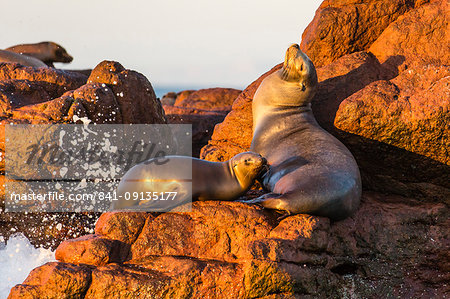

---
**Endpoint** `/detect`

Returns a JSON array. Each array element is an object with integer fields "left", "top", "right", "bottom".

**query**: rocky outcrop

[
  {"left": 55, "top": 234, "right": 126, "bottom": 266},
  {"left": 334, "top": 64, "right": 449, "bottom": 200},
  {"left": 88, "top": 61, "right": 165, "bottom": 124},
  {"left": 163, "top": 88, "right": 241, "bottom": 157},
  {"left": 0, "top": 63, "right": 87, "bottom": 96},
  {"left": 0, "top": 65, "right": 88, "bottom": 205},
  {"left": 173, "top": 88, "right": 241, "bottom": 112},
  {"left": 0, "top": 60, "right": 166, "bottom": 247},
  {"left": 0, "top": 60, "right": 166, "bottom": 166},
  {"left": 300, "top": 0, "right": 434, "bottom": 67},
  {"left": 369, "top": 0, "right": 449, "bottom": 66},
  {"left": 0, "top": 60, "right": 165, "bottom": 148},
  {"left": 9, "top": 192, "right": 449, "bottom": 298},
  {"left": 333, "top": 0, "right": 450, "bottom": 199}
]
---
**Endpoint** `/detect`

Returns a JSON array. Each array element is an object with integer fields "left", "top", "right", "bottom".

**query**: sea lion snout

[
  {"left": 52, "top": 44, "right": 73, "bottom": 63},
  {"left": 285, "top": 44, "right": 300, "bottom": 61},
  {"left": 284, "top": 44, "right": 300, "bottom": 69},
  {"left": 280, "top": 43, "right": 318, "bottom": 96},
  {"left": 236, "top": 152, "right": 265, "bottom": 166},
  {"left": 59, "top": 51, "right": 73, "bottom": 63},
  {"left": 282, "top": 44, "right": 311, "bottom": 83}
]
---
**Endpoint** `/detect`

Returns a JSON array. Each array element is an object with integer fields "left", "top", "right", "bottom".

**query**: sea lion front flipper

[
  {"left": 239, "top": 192, "right": 284, "bottom": 205},
  {"left": 241, "top": 193, "right": 292, "bottom": 219},
  {"left": 257, "top": 193, "right": 291, "bottom": 211}
]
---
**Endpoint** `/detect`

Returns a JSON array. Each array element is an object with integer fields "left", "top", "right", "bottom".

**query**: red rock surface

[
  {"left": 334, "top": 64, "right": 450, "bottom": 200},
  {"left": 164, "top": 105, "right": 227, "bottom": 157},
  {"left": 300, "top": 0, "right": 433, "bottom": 67},
  {"left": 55, "top": 234, "right": 126, "bottom": 266},
  {"left": 0, "top": 63, "right": 87, "bottom": 97},
  {"left": 88, "top": 61, "right": 166, "bottom": 124},
  {"left": 130, "top": 201, "right": 276, "bottom": 262},
  {"left": 369, "top": 0, "right": 449, "bottom": 66},
  {"left": 312, "top": 51, "right": 397, "bottom": 131},
  {"left": 160, "top": 91, "right": 177, "bottom": 105},
  {"left": 333, "top": 0, "right": 450, "bottom": 199},
  {"left": 173, "top": 89, "right": 195, "bottom": 104},
  {"left": 95, "top": 211, "right": 149, "bottom": 244},
  {"left": 10, "top": 192, "right": 449, "bottom": 298},
  {"left": 8, "top": 262, "right": 92, "bottom": 299},
  {"left": 336, "top": 65, "right": 449, "bottom": 165},
  {"left": 163, "top": 88, "right": 242, "bottom": 157},
  {"left": 173, "top": 88, "right": 241, "bottom": 111}
]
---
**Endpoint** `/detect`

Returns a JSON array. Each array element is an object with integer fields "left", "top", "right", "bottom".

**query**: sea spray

[{"left": 0, "top": 234, "right": 55, "bottom": 298}]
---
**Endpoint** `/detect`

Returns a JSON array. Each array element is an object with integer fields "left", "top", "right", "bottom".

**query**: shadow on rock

[
  {"left": 336, "top": 130, "right": 450, "bottom": 202},
  {"left": 313, "top": 53, "right": 405, "bottom": 132}
]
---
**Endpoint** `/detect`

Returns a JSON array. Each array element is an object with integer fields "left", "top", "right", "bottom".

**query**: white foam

[{"left": 0, "top": 234, "right": 55, "bottom": 299}]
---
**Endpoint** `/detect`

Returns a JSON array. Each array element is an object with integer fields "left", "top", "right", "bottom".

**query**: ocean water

[
  {"left": 152, "top": 85, "right": 243, "bottom": 99},
  {"left": 0, "top": 234, "right": 55, "bottom": 298},
  {"left": 153, "top": 86, "right": 199, "bottom": 99}
]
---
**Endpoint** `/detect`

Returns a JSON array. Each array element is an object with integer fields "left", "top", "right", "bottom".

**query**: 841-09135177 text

[{"left": 8, "top": 191, "right": 178, "bottom": 202}]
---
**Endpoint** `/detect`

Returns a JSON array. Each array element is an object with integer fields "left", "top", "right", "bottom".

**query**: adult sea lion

[
  {"left": 6, "top": 41, "right": 73, "bottom": 67},
  {"left": 249, "top": 44, "right": 361, "bottom": 220},
  {"left": 112, "top": 152, "right": 267, "bottom": 211},
  {"left": 0, "top": 50, "right": 47, "bottom": 68}
]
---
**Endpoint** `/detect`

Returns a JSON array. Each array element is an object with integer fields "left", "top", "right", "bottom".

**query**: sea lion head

[
  {"left": 230, "top": 152, "right": 267, "bottom": 188},
  {"left": 282, "top": 44, "right": 317, "bottom": 87},
  {"left": 255, "top": 44, "right": 318, "bottom": 109},
  {"left": 41, "top": 41, "right": 73, "bottom": 63},
  {"left": 278, "top": 43, "right": 318, "bottom": 105}
]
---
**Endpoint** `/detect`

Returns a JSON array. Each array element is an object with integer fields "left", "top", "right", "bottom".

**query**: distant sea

[
  {"left": 153, "top": 85, "right": 244, "bottom": 99},
  {"left": 153, "top": 86, "right": 201, "bottom": 99}
]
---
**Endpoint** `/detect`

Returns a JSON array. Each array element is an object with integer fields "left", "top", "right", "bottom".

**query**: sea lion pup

[
  {"left": 5, "top": 42, "right": 73, "bottom": 67},
  {"left": 0, "top": 50, "right": 47, "bottom": 68},
  {"left": 112, "top": 152, "right": 267, "bottom": 211},
  {"left": 248, "top": 44, "right": 361, "bottom": 220}
]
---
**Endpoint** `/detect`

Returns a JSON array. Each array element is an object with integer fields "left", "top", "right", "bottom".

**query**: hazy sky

[{"left": 3, "top": 0, "right": 322, "bottom": 92}]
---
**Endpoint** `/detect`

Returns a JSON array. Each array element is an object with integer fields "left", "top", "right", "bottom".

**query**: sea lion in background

[
  {"left": 0, "top": 50, "right": 47, "bottom": 68},
  {"left": 248, "top": 44, "right": 361, "bottom": 221},
  {"left": 5, "top": 42, "right": 73, "bottom": 67},
  {"left": 112, "top": 152, "right": 267, "bottom": 211}
]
